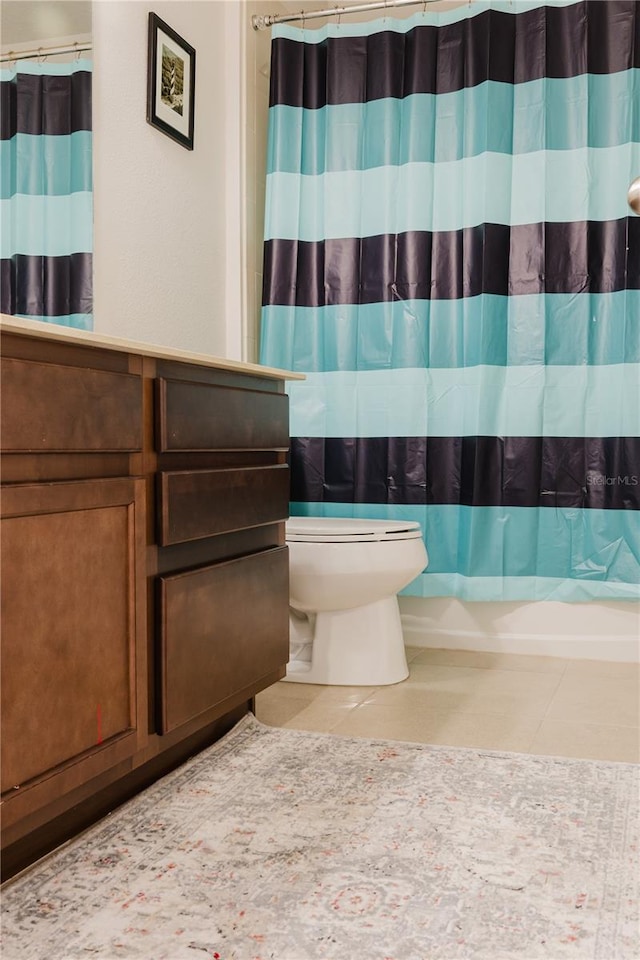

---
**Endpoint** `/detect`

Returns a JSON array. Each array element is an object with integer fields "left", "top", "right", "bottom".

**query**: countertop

[{"left": 0, "top": 315, "right": 305, "bottom": 382}]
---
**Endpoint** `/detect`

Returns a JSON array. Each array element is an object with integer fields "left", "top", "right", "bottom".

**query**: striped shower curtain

[
  {"left": 260, "top": 0, "right": 640, "bottom": 602},
  {"left": 0, "top": 59, "right": 93, "bottom": 329}
]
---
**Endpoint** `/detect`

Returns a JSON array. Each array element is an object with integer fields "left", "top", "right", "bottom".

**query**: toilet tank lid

[{"left": 285, "top": 517, "right": 423, "bottom": 542}]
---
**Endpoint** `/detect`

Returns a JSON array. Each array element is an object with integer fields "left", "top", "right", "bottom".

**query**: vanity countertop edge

[{"left": 0, "top": 314, "right": 305, "bottom": 382}]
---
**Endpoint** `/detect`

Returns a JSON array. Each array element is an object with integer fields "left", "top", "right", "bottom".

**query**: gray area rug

[{"left": 1, "top": 715, "right": 638, "bottom": 960}]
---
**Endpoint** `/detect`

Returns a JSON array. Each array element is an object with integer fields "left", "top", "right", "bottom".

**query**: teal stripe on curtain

[
  {"left": 290, "top": 502, "right": 640, "bottom": 600},
  {"left": 268, "top": 72, "right": 640, "bottom": 174},
  {"left": 288, "top": 366, "right": 640, "bottom": 438},
  {"left": 13, "top": 312, "right": 93, "bottom": 329},
  {"left": 403, "top": 576, "right": 640, "bottom": 602},
  {"left": 261, "top": 292, "right": 640, "bottom": 370},
  {"left": 1, "top": 193, "right": 93, "bottom": 257},
  {"left": 265, "top": 143, "right": 640, "bottom": 240},
  {"left": 262, "top": 0, "right": 640, "bottom": 602},
  {"left": 0, "top": 132, "right": 93, "bottom": 199},
  {"left": 0, "top": 58, "right": 93, "bottom": 79}
]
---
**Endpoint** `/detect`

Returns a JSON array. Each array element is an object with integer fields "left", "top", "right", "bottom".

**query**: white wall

[{"left": 92, "top": 0, "right": 242, "bottom": 358}]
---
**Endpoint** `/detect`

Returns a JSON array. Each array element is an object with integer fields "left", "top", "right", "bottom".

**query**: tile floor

[{"left": 255, "top": 647, "right": 640, "bottom": 763}]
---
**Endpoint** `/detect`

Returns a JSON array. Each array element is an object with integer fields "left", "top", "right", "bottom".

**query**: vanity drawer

[
  {"left": 1, "top": 357, "right": 142, "bottom": 453},
  {"left": 155, "top": 377, "right": 289, "bottom": 452},
  {"left": 157, "top": 546, "right": 289, "bottom": 733},
  {"left": 157, "top": 464, "right": 289, "bottom": 545}
]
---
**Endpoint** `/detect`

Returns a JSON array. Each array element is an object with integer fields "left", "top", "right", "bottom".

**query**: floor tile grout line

[
  {"left": 293, "top": 696, "right": 640, "bottom": 737},
  {"left": 407, "top": 661, "right": 569, "bottom": 679},
  {"left": 264, "top": 653, "right": 639, "bottom": 762},
  {"left": 330, "top": 658, "right": 571, "bottom": 719},
  {"left": 524, "top": 658, "right": 570, "bottom": 747},
  {"left": 272, "top": 711, "right": 638, "bottom": 763},
  {"left": 537, "top": 658, "right": 640, "bottom": 730},
  {"left": 407, "top": 648, "right": 574, "bottom": 670}
]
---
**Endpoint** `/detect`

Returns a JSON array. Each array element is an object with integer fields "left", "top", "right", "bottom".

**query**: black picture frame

[{"left": 146, "top": 12, "right": 195, "bottom": 150}]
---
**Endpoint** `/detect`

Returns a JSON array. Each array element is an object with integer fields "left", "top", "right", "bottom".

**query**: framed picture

[{"left": 147, "top": 12, "right": 195, "bottom": 150}]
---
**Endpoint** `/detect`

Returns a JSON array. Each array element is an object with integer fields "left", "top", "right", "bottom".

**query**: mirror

[{"left": 0, "top": 1, "right": 93, "bottom": 328}]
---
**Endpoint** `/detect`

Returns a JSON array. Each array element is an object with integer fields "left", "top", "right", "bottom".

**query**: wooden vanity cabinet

[
  {"left": 152, "top": 364, "right": 291, "bottom": 737},
  {"left": 1, "top": 343, "right": 148, "bottom": 849},
  {"left": 0, "top": 325, "right": 295, "bottom": 879}
]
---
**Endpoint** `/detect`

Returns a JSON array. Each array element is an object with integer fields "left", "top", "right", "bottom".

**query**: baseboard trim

[{"left": 401, "top": 616, "right": 640, "bottom": 663}]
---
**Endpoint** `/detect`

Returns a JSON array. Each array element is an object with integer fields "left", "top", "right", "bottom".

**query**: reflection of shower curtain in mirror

[
  {"left": 1, "top": 59, "right": 93, "bottom": 329},
  {"left": 260, "top": 0, "right": 640, "bottom": 602}
]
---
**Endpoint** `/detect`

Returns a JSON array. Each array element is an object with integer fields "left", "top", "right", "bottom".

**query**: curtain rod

[
  {"left": 252, "top": 0, "right": 441, "bottom": 30},
  {"left": 0, "top": 42, "right": 92, "bottom": 64}
]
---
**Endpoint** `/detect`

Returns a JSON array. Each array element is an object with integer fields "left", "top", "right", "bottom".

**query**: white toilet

[{"left": 284, "top": 517, "right": 428, "bottom": 686}]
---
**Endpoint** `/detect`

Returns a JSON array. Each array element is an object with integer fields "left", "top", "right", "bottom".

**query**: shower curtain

[
  {"left": 0, "top": 58, "right": 93, "bottom": 329},
  {"left": 260, "top": 0, "right": 640, "bottom": 602}
]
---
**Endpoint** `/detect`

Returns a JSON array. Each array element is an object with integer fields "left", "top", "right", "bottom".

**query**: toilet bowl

[{"left": 285, "top": 517, "right": 428, "bottom": 686}]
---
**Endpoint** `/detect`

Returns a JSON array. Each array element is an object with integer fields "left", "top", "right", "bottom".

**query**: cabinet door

[
  {"left": 1, "top": 478, "right": 147, "bottom": 810},
  {"left": 157, "top": 547, "right": 289, "bottom": 733}
]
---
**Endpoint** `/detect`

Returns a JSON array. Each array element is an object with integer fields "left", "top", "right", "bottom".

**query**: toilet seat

[{"left": 285, "top": 517, "right": 423, "bottom": 543}]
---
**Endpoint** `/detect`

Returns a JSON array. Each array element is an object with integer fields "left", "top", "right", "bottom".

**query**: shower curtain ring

[
  {"left": 37, "top": 47, "right": 46, "bottom": 63},
  {"left": 74, "top": 41, "right": 80, "bottom": 60},
  {"left": 334, "top": 5, "right": 341, "bottom": 26}
]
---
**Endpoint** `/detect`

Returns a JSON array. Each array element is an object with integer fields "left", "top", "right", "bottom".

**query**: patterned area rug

[{"left": 2, "top": 715, "right": 638, "bottom": 960}]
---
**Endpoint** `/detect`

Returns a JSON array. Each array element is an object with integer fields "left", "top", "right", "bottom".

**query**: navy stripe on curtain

[
  {"left": 0, "top": 61, "right": 93, "bottom": 329},
  {"left": 260, "top": 0, "right": 640, "bottom": 602},
  {"left": 290, "top": 437, "right": 640, "bottom": 510},
  {"left": 0, "top": 70, "right": 92, "bottom": 138},
  {"left": 264, "top": 219, "right": 640, "bottom": 305},
  {"left": 270, "top": 1, "right": 640, "bottom": 108},
  {"left": 0, "top": 254, "right": 93, "bottom": 317}
]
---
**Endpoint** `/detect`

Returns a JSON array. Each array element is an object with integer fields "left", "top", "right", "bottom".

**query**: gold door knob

[{"left": 628, "top": 177, "right": 640, "bottom": 215}]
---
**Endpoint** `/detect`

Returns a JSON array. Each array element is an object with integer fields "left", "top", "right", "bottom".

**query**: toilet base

[{"left": 283, "top": 596, "right": 409, "bottom": 686}]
